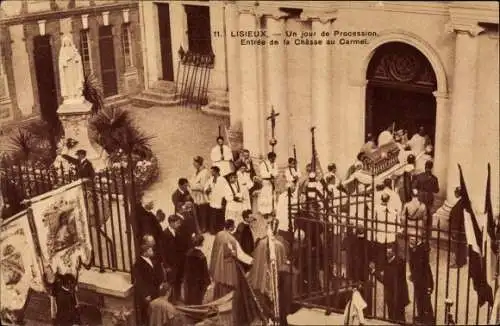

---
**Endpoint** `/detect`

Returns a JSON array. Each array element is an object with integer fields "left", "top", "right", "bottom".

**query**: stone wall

[{"left": 0, "top": 0, "right": 142, "bottom": 124}]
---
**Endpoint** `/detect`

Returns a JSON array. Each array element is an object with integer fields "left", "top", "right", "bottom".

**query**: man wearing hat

[{"left": 62, "top": 149, "right": 95, "bottom": 179}]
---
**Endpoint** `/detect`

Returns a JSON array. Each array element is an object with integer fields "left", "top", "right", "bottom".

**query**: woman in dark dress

[{"left": 183, "top": 234, "right": 210, "bottom": 305}]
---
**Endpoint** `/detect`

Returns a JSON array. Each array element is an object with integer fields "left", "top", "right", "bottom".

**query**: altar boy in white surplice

[
  {"left": 284, "top": 157, "right": 301, "bottom": 189},
  {"left": 210, "top": 136, "right": 234, "bottom": 177},
  {"left": 225, "top": 172, "right": 246, "bottom": 226},
  {"left": 258, "top": 152, "right": 278, "bottom": 217},
  {"left": 236, "top": 164, "right": 254, "bottom": 212}
]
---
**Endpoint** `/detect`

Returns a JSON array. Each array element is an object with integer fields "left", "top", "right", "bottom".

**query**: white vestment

[
  {"left": 258, "top": 160, "right": 278, "bottom": 214},
  {"left": 408, "top": 134, "right": 426, "bottom": 155},
  {"left": 210, "top": 144, "right": 234, "bottom": 176}
]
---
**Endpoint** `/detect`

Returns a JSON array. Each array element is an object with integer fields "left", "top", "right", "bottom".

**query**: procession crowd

[
  {"left": 127, "top": 124, "right": 453, "bottom": 325},
  {"left": 3, "top": 124, "right": 465, "bottom": 326}
]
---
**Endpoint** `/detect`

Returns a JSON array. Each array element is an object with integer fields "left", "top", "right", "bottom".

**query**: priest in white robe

[
  {"left": 210, "top": 136, "right": 234, "bottom": 177},
  {"left": 236, "top": 164, "right": 253, "bottom": 211},
  {"left": 408, "top": 126, "right": 431, "bottom": 155},
  {"left": 258, "top": 152, "right": 278, "bottom": 217}
]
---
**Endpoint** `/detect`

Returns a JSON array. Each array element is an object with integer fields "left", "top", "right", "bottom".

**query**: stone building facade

[
  {"left": 0, "top": 0, "right": 143, "bottom": 124},
  {"left": 139, "top": 0, "right": 229, "bottom": 101},
  {"left": 149, "top": 0, "right": 496, "bottom": 214}
]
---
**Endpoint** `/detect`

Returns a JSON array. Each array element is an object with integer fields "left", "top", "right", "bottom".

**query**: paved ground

[{"left": 127, "top": 104, "right": 229, "bottom": 217}]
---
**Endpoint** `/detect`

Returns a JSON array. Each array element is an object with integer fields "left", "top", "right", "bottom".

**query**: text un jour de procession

[{"left": 213, "top": 30, "right": 378, "bottom": 46}]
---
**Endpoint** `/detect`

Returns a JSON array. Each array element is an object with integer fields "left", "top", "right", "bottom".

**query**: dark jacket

[
  {"left": 184, "top": 248, "right": 210, "bottom": 287},
  {"left": 374, "top": 256, "right": 410, "bottom": 309},
  {"left": 133, "top": 256, "right": 165, "bottom": 324},
  {"left": 235, "top": 222, "right": 255, "bottom": 256},
  {"left": 162, "top": 228, "right": 181, "bottom": 272},
  {"left": 412, "top": 172, "right": 439, "bottom": 206},
  {"left": 61, "top": 155, "right": 95, "bottom": 179},
  {"left": 134, "top": 256, "right": 165, "bottom": 302},
  {"left": 409, "top": 242, "right": 434, "bottom": 291},
  {"left": 171, "top": 189, "right": 194, "bottom": 213}
]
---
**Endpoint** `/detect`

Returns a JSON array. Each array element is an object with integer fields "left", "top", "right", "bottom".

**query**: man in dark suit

[
  {"left": 133, "top": 234, "right": 167, "bottom": 325},
  {"left": 171, "top": 178, "right": 194, "bottom": 214},
  {"left": 369, "top": 246, "right": 410, "bottom": 323},
  {"left": 163, "top": 214, "right": 184, "bottom": 302},
  {"left": 412, "top": 160, "right": 439, "bottom": 231},
  {"left": 183, "top": 234, "right": 211, "bottom": 305},
  {"left": 235, "top": 209, "right": 256, "bottom": 258},
  {"left": 408, "top": 237, "right": 434, "bottom": 324},
  {"left": 62, "top": 149, "right": 95, "bottom": 179}
]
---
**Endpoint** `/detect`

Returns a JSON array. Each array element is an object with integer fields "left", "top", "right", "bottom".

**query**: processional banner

[
  {"left": 29, "top": 179, "right": 92, "bottom": 276},
  {"left": 0, "top": 210, "right": 44, "bottom": 322}
]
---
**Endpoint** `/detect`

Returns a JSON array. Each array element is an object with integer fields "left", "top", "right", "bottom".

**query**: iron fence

[
  {"left": 175, "top": 50, "right": 215, "bottom": 109},
  {"left": 1, "top": 160, "right": 136, "bottom": 274},
  {"left": 286, "top": 180, "right": 500, "bottom": 325}
]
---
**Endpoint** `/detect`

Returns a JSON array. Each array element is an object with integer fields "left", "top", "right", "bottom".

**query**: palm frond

[
  {"left": 83, "top": 73, "right": 105, "bottom": 115},
  {"left": 89, "top": 106, "right": 153, "bottom": 157},
  {"left": 8, "top": 129, "right": 37, "bottom": 161}
]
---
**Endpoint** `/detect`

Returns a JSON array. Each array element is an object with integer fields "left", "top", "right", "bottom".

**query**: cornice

[
  {"left": 445, "top": 20, "right": 485, "bottom": 37},
  {"left": 0, "top": 2, "right": 137, "bottom": 27},
  {"left": 448, "top": 2, "right": 499, "bottom": 24},
  {"left": 299, "top": 9, "right": 338, "bottom": 23}
]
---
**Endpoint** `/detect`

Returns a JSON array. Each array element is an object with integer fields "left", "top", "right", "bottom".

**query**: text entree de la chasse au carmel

[{"left": 212, "top": 29, "right": 378, "bottom": 46}]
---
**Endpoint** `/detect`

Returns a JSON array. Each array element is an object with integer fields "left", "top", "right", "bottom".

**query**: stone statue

[{"left": 58, "top": 36, "right": 84, "bottom": 105}]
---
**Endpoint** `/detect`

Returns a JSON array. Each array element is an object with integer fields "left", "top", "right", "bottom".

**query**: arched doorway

[{"left": 365, "top": 42, "right": 437, "bottom": 145}]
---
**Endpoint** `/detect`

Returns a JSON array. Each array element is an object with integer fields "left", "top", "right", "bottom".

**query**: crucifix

[{"left": 267, "top": 106, "right": 280, "bottom": 153}]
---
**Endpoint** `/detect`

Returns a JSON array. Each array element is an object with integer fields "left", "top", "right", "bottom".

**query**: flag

[
  {"left": 485, "top": 163, "right": 497, "bottom": 254},
  {"left": 458, "top": 164, "right": 494, "bottom": 306}
]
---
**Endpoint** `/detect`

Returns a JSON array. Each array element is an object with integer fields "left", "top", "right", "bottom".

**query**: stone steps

[
  {"left": 104, "top": 94, "right": 130, "bottom": 109},
  {"left": 131, "top": 88, "right": 181, "bottom": 108},
  {"left": 201, "top": 90, "right": 230, "bottom": 117}
]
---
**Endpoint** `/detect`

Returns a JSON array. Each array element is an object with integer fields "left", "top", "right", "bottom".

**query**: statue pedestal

[{"left": 58, "top": 101, "right": 107, "bottom": 172}]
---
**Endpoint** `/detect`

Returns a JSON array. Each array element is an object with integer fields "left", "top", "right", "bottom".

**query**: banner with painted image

[
  {"left": 30, "top": 179, "right": 92, "bottom": 276},
  {"left": 0, "top": 209, "right": 44, "bottom": 323}
]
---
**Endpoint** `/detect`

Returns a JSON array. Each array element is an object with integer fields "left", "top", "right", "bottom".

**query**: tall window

[
  {"left": 121, "top": 24, "right": 133, "bottom": 68},
  {"left": 80, "top": 29, "right": 92, "bottom": 75},
  {"left": 0, "top": 46, "right": 7, "bottom": 100}
]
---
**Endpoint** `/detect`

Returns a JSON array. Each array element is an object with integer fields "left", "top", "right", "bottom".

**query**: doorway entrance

[
  {"left": 157, "top": 3, "right": 174, "bottom": 81},
  {"left": 365, "top": 42, "right": 437, "bottom": 144},
  {"left": 185, "top": 5, "right": 212, "bottom": 54},
  {"left": 33, "top": 35, "right": 58, "bottom": 120},
  {"left": 99, "top": 25, "right": 118, "bottom": 97}
]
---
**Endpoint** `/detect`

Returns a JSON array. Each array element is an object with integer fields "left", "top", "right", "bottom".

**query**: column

[
  {"left": 9, "top": 24, "right": 34, "bottom": 117},
  {"left": 311, "top": 16, "right": 335, "bottom": 170},
  {"left": 226, "top": 2, "right": 242, "bottom": 131},
  {"left": 432, "top": 91, "right": 450, "bottom": 198},
  {"left": 239, "top": 9, "right": 260, "bottom": 157},
  {"left": 139, "top": 1, "right": 159, "bottom": 88},
  {"left": 266, "top": 12, "right": 288, "bottom": 166},
  {"left": 345, "top": 79, "right": 367, "bottom": 170},
  {"left": 445, "top": 22, "right": 484, "bottom": 208}
]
